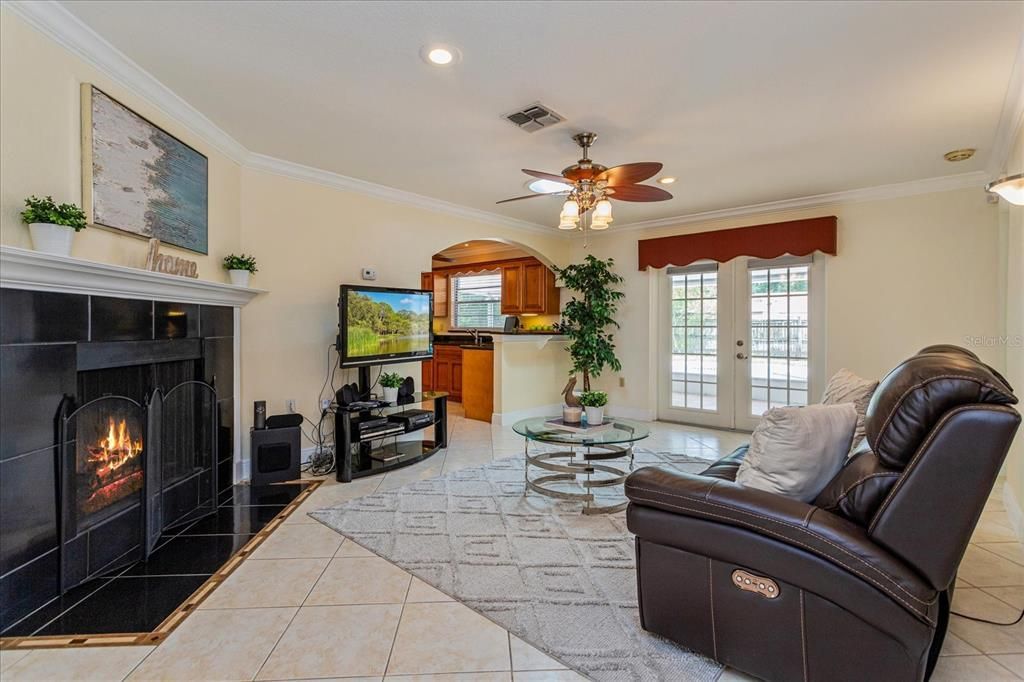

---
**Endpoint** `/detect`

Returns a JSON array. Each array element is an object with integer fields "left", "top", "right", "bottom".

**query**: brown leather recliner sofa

[{"left": 624, "top": 346, "right": 1020, "bottom": 681}]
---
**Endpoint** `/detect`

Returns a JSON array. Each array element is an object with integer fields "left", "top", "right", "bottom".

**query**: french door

[{"left": 657, "top": 256, "right": 825, "bottom": 431}]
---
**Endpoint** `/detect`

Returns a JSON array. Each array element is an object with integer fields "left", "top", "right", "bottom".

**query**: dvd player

[{"left": 387, "top": 410, "right": 434, "bottom": 431}]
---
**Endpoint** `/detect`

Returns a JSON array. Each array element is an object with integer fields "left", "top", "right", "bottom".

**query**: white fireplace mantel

[{"left": 0, "top": 245, "right": 267, "bottom": 307}]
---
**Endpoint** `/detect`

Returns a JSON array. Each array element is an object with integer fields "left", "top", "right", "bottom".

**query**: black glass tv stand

[{"left": 334, "top": 391, "right": 448, "bottom": 482}]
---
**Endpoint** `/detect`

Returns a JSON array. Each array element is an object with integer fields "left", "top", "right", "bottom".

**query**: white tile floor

[{"left": 2, "top": 404, "right": 1021, "bottom": 681}]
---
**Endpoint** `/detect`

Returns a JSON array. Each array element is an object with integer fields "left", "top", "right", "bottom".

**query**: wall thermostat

[{"left": 361, "top": 268, "right": 377, "bottom": 281}]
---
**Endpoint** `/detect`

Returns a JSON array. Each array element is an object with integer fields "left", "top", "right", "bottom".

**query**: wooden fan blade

[
  {"left": 522, "top": 169, "right": 574, "bottom": 186},
  {"left": 496, "top": 192, "right": 567, "bottom": 204},
  {"left": 606, "top": 184, "right": 673, "bottom": 202},
  {"left": 596, "top": 162, "right": 663, "bottom": 186}
]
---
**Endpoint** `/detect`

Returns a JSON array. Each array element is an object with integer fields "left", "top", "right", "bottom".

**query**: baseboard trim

[
  {"left": 607, "top": 406, "right": 657, "bottom": 421},
  {"left": 1003, "top": 480, "right": 1024, "bottom": 544}
]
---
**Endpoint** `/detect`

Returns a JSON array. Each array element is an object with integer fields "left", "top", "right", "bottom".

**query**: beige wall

[
  {"left": 1001, "top": 123, "right": 1024, "bottom": 537},
  {"left": 238, "top": 168, "right": 570, "bottom": 445},
  {"left": 0, "top": 10, "right": 242, "bottom": 279},
  {"left": 572, "top": 187, "right": 1004, "bottom": 418}
]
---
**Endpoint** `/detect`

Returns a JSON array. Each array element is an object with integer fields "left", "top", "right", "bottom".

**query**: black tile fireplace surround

[{"left": 0, "top": 288, "right": 236, "bottom": 633}]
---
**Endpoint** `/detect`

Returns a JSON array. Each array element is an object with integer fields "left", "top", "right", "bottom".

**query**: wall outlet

[
  {"left": 320, "top": 398, "right": 332, "bottom": 411},
  {"left": 286, "top": 399, "right": 297, "bottom": 413},
  {"left": 619, "top": 377, "right": 626, "bottom": 387}
]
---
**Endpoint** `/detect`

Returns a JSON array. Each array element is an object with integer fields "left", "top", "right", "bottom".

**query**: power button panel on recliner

[{"left": 731, "top": 569, "right": 780, "bottom": 599}]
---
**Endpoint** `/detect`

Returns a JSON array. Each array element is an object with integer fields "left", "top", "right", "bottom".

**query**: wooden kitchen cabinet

[
  {"left": 420, "top": 271, "right": 449, "bottom": 318},
  {"left": 421, "top": 358, "right": 433, "bottom": 391},
  {"left": 426, "top": 345, "right": 462, "bottom": 402},
  {"left": 500, "top": 259, "right": 559, "bottom": 315}
]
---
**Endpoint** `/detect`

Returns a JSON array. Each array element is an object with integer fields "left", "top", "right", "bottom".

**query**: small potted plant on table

[
  {"left": 380, "top": 372, "right": 403, "bottom": 403},
  {"left": 223, "top": 253, "right": 258, "bottom": 287},
  {"left": 579, "top": 390, "right": 608, "bottom": 426},
  {"left": 20, "top": 195, "right": 88, "bottom": 256}
]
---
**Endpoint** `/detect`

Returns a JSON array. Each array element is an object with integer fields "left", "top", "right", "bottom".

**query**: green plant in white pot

[
  {"left": 223, "top": 253, "right": 258, "bottom": 287},
  {"left": 578, "top": 390, "right": 608, "bottom": 426},
  {"left": 380, "top": 372, "right": 403, "bottom": 403},
  {"left": 20, "top": 195, "right": 87, "bottom": 257}
]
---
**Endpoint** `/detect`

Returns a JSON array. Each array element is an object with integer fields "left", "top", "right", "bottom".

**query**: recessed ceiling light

[
  {"left": 421, "top": 45, "right": 460, "bottom": 66},
  {"left": 943, "top": 148, "right": 976, "bottom": 162},
  {"left": 657, "top": 177, "right": 676, "bottom": 185},
  {"left": 527, "top": 179, "right": 571, "bottom": 194}
]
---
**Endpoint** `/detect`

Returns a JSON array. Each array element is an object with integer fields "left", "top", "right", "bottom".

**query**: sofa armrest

[{"left": 624, "top": 466, "right": 937, "bottom": 622}]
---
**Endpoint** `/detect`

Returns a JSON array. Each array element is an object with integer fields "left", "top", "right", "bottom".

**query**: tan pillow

[
  {"left": 736, "top": 403, "right": 858, "bottom": 502},
  {"left": 822, "top": 368, "right": 878, "bottom": 457}
]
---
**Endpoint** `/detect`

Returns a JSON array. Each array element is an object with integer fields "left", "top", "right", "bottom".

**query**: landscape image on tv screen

[{"left": 346, "top": 289, "right": 431, "bottom": 358}]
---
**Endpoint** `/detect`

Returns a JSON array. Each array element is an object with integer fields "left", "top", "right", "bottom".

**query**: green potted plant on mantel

[
  {"left": 380, "top": 372, "right": 404, "bottom": 403},
  {"left": 553, "top": 254, "right": 624, "bottom": 417},
  {"left": 578, "top": 390, "right": 609, "bottom": 426},
  {"left": 20, "top": 195, "right": 88, "bottom": 257},
  {"left": 222, "top": 253, "right": 258, "bottom": 287}
]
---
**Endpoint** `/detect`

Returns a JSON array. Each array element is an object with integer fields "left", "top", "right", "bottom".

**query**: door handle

[{"left": 736, "top": 352, "right": 748, "bottom": 360}]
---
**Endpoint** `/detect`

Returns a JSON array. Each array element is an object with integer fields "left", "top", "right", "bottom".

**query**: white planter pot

[
  {"left": 228, "top": 269, "right": 251, "bottom": 287},
  {"left": 585, "top": 406, "right": 605, "bottom": 426},
  {"left": 29, "top": 223, "right": 75, "bottom": 257},
  {"left": 382, "top": 386, "right": 399, "bottom": 403}
]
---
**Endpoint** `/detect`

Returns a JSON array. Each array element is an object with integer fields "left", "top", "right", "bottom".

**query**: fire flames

[
  {"left": 79, "top": 417, "right": 144, "bottom": 516},
  {"left": 87, "top": 417, "right": 143, "bottom": 473}
]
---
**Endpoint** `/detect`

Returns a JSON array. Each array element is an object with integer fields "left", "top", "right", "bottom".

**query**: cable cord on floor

[{"left": 950, "top": 608, "right": 1024, "bottom": 626}]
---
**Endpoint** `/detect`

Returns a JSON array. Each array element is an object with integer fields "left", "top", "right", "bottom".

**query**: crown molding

[
  {"left": 1, "top": 2, "right": 1002, "bottom": 242},
  {"left": 987, "top": 33, "right": 1024, "bottom": 177},
  {"left": 2, "top": 0, "right": 556, "bottom": 236},
  {"left": 609, "top": 170, "right": 989, "bottom": 234},
  {"left": 244, "top": 153, "right": 556, "bottom": 235},
  {"left": 3, "top": 0, "right": 251, "bottom": 162}
]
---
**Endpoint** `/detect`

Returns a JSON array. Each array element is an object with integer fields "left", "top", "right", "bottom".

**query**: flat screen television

[{"left": 337, "top": 284, "right": 433, "bottom": 368}]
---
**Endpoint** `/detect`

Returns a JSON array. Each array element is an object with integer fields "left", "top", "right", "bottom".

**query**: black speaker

[
  {"left": 254, "top": 400, "right": 266, "bottom": 430},
  {"left": 251, "top": 425, "right": 301, "bottom": 485},
  {"left": 266, "top": 413, "right": 303, "bottom": 429}
]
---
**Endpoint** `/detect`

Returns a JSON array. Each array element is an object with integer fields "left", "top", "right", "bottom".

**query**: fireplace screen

[
  {"left": 59, "top": 381, "right": 218, "bottom": 593},
  {"left": 69, "top": 397, "right": 145, "bottom": 525}
]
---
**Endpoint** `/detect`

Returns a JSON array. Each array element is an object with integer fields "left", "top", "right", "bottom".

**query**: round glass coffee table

[{"left": 512, "top": 417, "right": 651, "bottom": 515}]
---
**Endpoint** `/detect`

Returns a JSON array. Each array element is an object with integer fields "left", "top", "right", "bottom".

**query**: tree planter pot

[
  {"left": 228, "top": 269, "right": 252, "bottom": 287},
  {"left": 585, "top": 406, "right": 605, "bottom": 425},
  {"left": 29, "top": 223, "right": 75, "bottom": 257},
  {"left": 382, "top": 387, "right": 399, "bottom": 403}
]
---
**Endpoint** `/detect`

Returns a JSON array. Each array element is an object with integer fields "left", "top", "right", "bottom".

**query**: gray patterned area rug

[{"left": 310, "top": 448, "right": 723, "bottom": 681}]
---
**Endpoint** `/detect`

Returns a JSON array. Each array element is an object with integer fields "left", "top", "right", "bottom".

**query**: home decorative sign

[
  {"left": 145, "top": 239, "right": 199, "bottom": 278},
  {"left": 81, "top": 84, "right": 209, "bottom": 254}
]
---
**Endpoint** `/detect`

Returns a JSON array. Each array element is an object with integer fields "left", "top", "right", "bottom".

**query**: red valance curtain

[{"left": 637, "top": 216, "right": 837, "bottom": 270}]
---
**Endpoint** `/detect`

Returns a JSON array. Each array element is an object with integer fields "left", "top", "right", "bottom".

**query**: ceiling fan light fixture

[
  {"left": 558, "top": 218, "right": 579, "bottom": 231},
  {"left": 593, "top": 199, "right": 613, "bottom": 221},
  {"left": 560, "top": 199, "right": 580, "bottom": 219},
  {"left": 986, "top": 173, "right": 1024, "bottom": 206},
  {"left": 590, "top": 218, "right": 610, "bottom": 230}
]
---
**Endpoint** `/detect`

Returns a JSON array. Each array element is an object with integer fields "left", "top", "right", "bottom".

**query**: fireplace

[{"left": 57, "top": 350, "right": 220, "bottom": 592}]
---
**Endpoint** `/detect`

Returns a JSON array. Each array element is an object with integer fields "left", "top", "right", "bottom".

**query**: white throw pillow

[
  {"left": 821, "top": 368, "right": 878, "bottom": 457},
  {"left": 736, "top": 403, "right": 858, "bottom": 502}
]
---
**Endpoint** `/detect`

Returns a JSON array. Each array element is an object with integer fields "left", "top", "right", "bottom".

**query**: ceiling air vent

[{"left": 503, "top": 103, "right": 563, "bottom": 133}]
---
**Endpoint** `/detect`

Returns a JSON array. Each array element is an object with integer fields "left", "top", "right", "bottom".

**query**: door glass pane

[
  {"left": 670, "top": 269, "right": 719, "bottom": 411},
  {"left": 748, "top": 264, "right": 811, "bottom": 415}
]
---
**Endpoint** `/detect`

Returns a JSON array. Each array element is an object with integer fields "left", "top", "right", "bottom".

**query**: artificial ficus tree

[{"left": 553, "top": 254, "right": 624, "bottom": 392}]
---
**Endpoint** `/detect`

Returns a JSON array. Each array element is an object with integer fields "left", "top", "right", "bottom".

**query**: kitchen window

[{"left": 451, "top": 271, "right": 507, "bottom": 329}]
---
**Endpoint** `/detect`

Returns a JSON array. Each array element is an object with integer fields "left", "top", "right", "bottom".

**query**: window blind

[{"left": 451, "top": 271, "right": 507, "bottom": 329}]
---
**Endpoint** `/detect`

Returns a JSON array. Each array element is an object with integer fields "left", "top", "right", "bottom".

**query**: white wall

[
  {"left": 572, "top": 187, "right": 1003, "bottom": 420},
  {"left": 0, "top": 10, "right": 242, "bottom": 280},
  {"left": 238, "top": 168, "right": 570, "bottom": 453}
]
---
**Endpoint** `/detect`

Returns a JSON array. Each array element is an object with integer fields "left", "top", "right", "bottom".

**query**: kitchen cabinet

[
  {"left": 425, "top": 345, "right": 462, "bottom": 402},
  {"left": 461, "top": 347, "right": 494, "bottom": 422},
  {"left": 420, "top": 271, "right": 449, "bottom": 318},
  {"left": 500, "top": 259, "right": 559, "bottom": 315}
]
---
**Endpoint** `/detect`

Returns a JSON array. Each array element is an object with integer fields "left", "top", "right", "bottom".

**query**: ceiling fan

[{"left": 496, "top": 132, "right": 672, "bottom": 231}]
